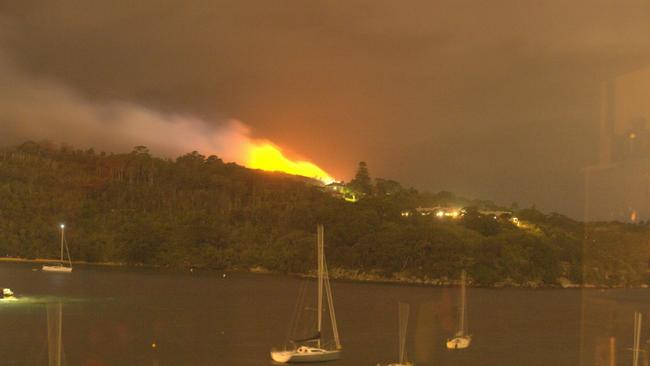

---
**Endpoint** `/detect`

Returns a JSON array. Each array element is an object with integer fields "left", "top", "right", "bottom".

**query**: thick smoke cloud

[
  {"left": 4, "top": 1, "right": 650, "bottom": 216},
  {"left": 0, "top": 50, "right": 254, "bottom": 162}
]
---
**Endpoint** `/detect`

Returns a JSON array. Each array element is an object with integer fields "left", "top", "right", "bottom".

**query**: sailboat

[
  {"left": 271, "top": 224, "right": 342, "bottom": 363},
  {"left": 446, "top": 270, "right": 471, "bottom": 349},
  {"left": 42, "top": 224, "right": 73, "bottom": 273},
  {"left": 386, "top": 302, "right": 414, "bottom": 366}
]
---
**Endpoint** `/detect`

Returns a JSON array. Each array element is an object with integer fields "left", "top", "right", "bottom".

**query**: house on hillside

[{"left": 324, "top": 182, "right": 360, "bottom": 202}]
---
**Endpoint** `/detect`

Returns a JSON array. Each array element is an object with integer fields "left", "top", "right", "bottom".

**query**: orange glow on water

[{"left": 247, "top": 142, "right": 334, "bottom": 184}]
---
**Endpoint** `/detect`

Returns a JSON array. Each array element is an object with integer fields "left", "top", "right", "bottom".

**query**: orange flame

[{"left": 247, "top": 142, "right": 335, "bottom": 184}]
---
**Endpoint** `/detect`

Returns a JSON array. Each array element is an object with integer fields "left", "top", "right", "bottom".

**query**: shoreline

[
  {"left": 0, "top": 257, "right": 125, "bottom": 267},
  {"left": 0, "top": 257, "right": 641, "bottom": 289}
]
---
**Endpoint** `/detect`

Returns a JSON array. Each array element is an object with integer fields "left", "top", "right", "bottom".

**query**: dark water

[{"left": 0, "top": 262, "right": 647, "bottom": 366}]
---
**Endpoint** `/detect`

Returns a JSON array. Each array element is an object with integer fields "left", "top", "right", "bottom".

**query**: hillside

[{"left": 0, "top": 141, "right": 648, "bottom": 287}]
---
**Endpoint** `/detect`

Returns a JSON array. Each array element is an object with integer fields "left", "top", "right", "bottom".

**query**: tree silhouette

[{"left": 349, "top": 161, "right": 372, "bottom": 195}]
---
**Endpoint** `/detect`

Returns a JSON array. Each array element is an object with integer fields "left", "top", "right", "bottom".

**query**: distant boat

[
  {"left": 271, "top": 224, "right": 342, "bottom": 363},
  {"left": 386, "top": 302, "right": 414, "bottom": 366},
  {"left": 446, "top": 270, "right": 471, "bottom": 349},
  {"left": 1, "top": 287, "right": 16, "bottom": 301},
  {"left": 42, "top": 224, "right": 72, "bottom": 273}
]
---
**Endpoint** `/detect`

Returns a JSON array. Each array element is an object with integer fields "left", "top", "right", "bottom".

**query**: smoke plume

[{"left": 0, "top": 46, "right": 330, "bottom": 181}]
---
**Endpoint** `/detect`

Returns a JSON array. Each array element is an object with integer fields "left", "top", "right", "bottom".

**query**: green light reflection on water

[{"left": 0, "top": 295, "right": 92, "bottom": 309}]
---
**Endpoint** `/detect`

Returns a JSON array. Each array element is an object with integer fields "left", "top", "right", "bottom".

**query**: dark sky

[{"left": 2, "top": 1, "right": 650, "bottom": 218}]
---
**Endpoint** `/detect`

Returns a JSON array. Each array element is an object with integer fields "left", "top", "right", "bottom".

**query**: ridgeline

[{"left": 0, "top": 141, "right": 648, "bottom": 287}]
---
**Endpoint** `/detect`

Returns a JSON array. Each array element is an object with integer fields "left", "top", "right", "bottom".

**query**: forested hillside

[{"left": 0, "top": 141, "right": 648, "bottom": 287}]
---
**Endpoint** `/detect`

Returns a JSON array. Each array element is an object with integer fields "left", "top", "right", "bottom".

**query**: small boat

[
  {"left": 271, "top": 346, "right": 341, "bottom": 363},
  {"left": 446, "top": 270, "right": 471, "bottom": 349},
  {"left": 386, "top": 302, "right": 414, "bottom": 366},
  {"left": 271, "top": 225, "right": 342, "bottom": 363},
  {"left": 42, "top": 263, "right": 72, "bottom": 273},
  {"left": 1, "top": 288, "right": 16, "bottom": 300},
  {"left": 43, "top": 224, "right": 72, "bottom": 273}
]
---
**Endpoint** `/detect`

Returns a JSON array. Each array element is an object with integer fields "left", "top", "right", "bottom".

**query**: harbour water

[{"left": 0, "top": 262, "right": 645, "bottom": 365}]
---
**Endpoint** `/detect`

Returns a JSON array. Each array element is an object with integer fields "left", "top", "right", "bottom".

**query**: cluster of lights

[
  {"left": 401, "top": 208, "right": 462, "bottom": 218},
  {"left": 401, "top": 208, "right": 523, "bottom": 228},
  {"left": 435, "top": 210, "right": 460, "bottom": 218}
]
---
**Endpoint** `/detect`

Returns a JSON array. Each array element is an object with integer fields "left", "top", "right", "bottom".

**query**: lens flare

[{"left": 247, "top": 142, "right": 334, "bottom": 184}]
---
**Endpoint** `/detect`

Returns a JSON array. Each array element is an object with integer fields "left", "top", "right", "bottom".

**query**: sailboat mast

[
  {"left": 317, "top": 224, "right": 324, "bottom": 348},
  {"left": 324, "top": 257, "right": 341, "bottom": 349},
  {"left": 60, "top": 226, "right": 64, "bottom": 262},
  {"left": 65, "top": 238, "right": 72, "bottom": 268},
  {"left": 459, "top": 270, "right": 466, "bottom": 334}
]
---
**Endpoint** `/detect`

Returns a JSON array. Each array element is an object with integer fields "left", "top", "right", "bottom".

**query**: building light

[{"left": 344, "top": 195, "right": 358, "bottom": 203}]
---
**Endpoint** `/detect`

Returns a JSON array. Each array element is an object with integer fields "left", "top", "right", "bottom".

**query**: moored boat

[
  {"left": 446, "top": 270, "right": 471, "bottom": 349},
  {"left": 270, "top": 225, "right": 342, "bottom": 363},
  {"left": 42, "top": 224, "right": 73, "bottom": 273}
]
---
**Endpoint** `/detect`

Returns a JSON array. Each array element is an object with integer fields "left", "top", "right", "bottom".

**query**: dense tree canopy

[{"left": 0, "top": 141, "right": 648, "bottom": 287}]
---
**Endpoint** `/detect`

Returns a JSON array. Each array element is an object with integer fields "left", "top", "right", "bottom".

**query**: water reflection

[
  {"left": 46, "top": 302, "right": 66, "bottom": 366},
  {"left": 4, "top": 262, "right": 650, "bottom": 365}
]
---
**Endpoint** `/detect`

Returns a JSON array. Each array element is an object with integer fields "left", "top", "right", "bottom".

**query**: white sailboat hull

[
  {"left": 446, "top": 335, "right": 472, "bottom": 349},
  {"left": 42, "top": 265, "right": 72, "bottom": 273},
  {"left": 271, "top": 348, "right": 341, "bottom": 363}
]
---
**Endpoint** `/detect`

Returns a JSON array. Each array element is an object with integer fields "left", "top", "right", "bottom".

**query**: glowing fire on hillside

[{"left": 245, "top": 141, "right": 335, "bottom": 184}]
